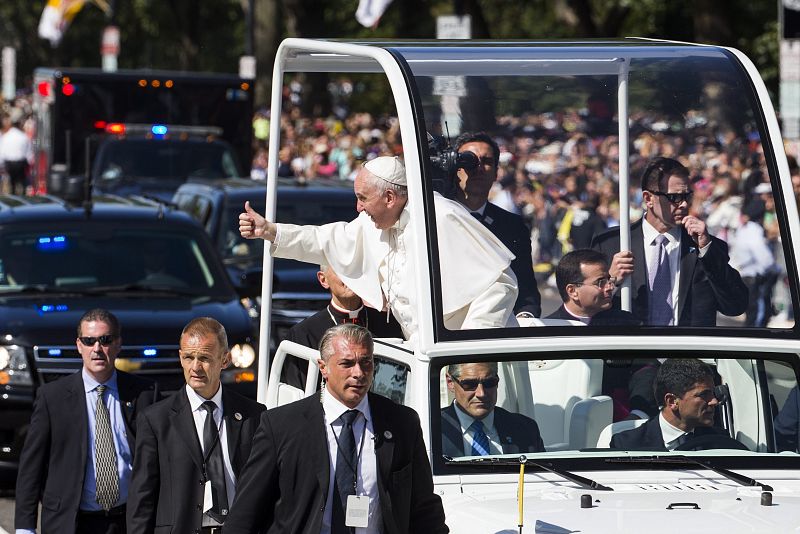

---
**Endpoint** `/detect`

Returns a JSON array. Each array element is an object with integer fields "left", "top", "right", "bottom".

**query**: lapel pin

[
  {"left": 126, "top": 401, "right": 133, "bottom": 408},
  {"left": 506, "top": 437, "right": 513, "bottom": 443},
  {"left": 383, "top": 430, "right": 393, "bottom": 440},
  {"left": 234, "top": 412, "right": 243, "bottom": 421}
]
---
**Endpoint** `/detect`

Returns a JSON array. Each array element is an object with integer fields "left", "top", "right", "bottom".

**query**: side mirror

[{"left": 63, "top": 175, "right": 88, "bottom": 205}]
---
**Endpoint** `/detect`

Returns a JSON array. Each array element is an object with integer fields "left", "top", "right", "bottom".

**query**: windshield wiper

[
  {"left": 606, "top": 455, "right": 772, "bottom": 491},
  {"left": 445, "top": 455, "right": 613, "bottom": 491},
  {"left": 83, "top": 284, "right": 201, "bottom": 297}
]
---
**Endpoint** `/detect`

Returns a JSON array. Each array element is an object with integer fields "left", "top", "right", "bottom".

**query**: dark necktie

[
  {"left": 202, "top": 401, "right": 229, "bottom": 522},
  {"left": 672, "top": 431, "right": 694, "bottom": 450},
  {"left": 332, "top": 409, "right": 359, "bottom": 534},
  {"left": 469, "top": 420, "right": 491, "bottom": 456},
  {"left": 471, "top": 211, "right": 483, "bottom": 222},
  {"left": 94, "top": 384, "right": 120, "bottom": 511},
  {"left": 648, "top": 234, "right": 674, "bottom": 325}
]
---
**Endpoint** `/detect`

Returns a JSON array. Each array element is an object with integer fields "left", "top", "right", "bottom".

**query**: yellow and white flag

[{"left": 38, "top": 0, "right": 87, "bottom": 46}]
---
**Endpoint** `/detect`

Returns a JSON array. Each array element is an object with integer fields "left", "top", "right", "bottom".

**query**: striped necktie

[{"left": 470, "top": 420, "right": 491, "bottom": 456}]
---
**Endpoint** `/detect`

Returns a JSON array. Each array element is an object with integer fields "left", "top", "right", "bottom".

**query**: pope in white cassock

[{"left": 238, "top": 156, "right": 519, "bottom": 341}]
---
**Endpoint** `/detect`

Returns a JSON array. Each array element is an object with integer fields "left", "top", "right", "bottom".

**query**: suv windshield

[
  {"left": 431, "top": 354, "right": 800, "bottom": 472},
  {"left": 95, "top": 139, "right": 240, "bottom": 181},
  {"left": 0, "top": 225, "right": 229, "bottom": 297}
]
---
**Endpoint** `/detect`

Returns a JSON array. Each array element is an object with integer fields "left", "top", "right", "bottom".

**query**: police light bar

[{"left": 103, "top": 123, "right": 223, "bottom": 138}]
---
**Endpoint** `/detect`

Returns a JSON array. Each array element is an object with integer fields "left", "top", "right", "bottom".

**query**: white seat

[
  {"left": 596, "top": 418, "right": 648, "bottom": 448},
  {"left": 528, "top": 359, "right": 608, "bottom": 450}
]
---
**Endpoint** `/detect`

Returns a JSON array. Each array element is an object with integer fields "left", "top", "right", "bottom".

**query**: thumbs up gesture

[{"left": 239, "top": 201, "right": 276, "bottom": 241}]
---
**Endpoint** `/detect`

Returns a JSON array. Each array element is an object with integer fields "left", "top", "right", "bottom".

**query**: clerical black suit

[
  {"left": 223, "top": 393, "right": 449, "bottom": 534},
  {"left": 15, "top": 371, "right": 159, "bottom": 534},
  {"left": 126, "top": 387, "right": 265, "bottom": 534},
  {"left": 545, "top": 304, "right": 641, "bottom": 326},
  {"left": 591, "top": 219, "right": 747, "bottom": 326},
  {"left": 481, "top": 203, "right": 542, "bottom": 316},
  {"left": 282, "top": 305, "right": 403, "bottom": 388},
  {"left": 440, "top": 404, "right": 545, "bottom": 457},
  {"left": 609, "top": 416, "right": 748, "bottom": 451}
]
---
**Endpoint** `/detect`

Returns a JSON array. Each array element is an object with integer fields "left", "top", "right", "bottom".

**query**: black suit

[
  {"left": 126, "top": 386, "right": 265, "bottom": 534},
  {"left": 481, "top": 203, "right": 542, "bottom": 316},
  {"left": 224, "top": 393, "right": 448, "bottom": 534},
  {"left": 545, "top": 304, "right": 641, "bottom": 326},
  {"left": 282, "top": 305, "right": 403, "bottom": 388},
  {"left": 591, "top": 219, "right": 748, "bottom": 326},
  {"left": 15, "top": 371, "right": 159, "bottom": 534},
  {"left": 440, "top": 404, "right": 545, "bottom": 456},
  {"left": 609, "top": 416, "right": 748, "bottom": 451}
]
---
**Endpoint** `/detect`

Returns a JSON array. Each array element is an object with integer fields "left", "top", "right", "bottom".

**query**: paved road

[{"left": 1, "top": 491, "right": 14, "bottom": 533}]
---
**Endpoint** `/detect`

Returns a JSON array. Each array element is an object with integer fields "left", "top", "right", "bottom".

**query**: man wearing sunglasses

[
  {"left": 453, "top": 132, "right": 542, "bottom": 318},
  {"left": 610, "top": 358, "right": 747, "bottom": 451},
  {"left": 441, "top": 362, "right": 545, "bottom": 457},
  {"left": 546, "top": 249, "right": 639, "bottom": 326},
  {"left": 15, "top": 309, "right": 160, "bottom": 534},
  {"left": 591, "top": 157, "right": 747, "bottom": 326}
]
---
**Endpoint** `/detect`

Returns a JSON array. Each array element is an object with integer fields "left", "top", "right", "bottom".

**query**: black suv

[
  {"left": 172, "top": 178, "right": 358, "bottom": 346},
  {"left": 0, "top": 194, "right": 257, "bottom": 483}
]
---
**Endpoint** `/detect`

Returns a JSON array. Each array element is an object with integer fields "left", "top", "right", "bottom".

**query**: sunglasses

[
  {"left": 451, "top": 375, "right": 500, "bottom": 391},
  {"left": 647, "top": 190, "right": 692, "bottom": 204},
  {"left": 79, "top": 335, "right": 117, "bottom": 346}
]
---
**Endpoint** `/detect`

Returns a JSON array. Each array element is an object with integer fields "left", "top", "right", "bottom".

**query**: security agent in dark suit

[
  {"left": 610, "top": 358, "right": 747, "bottom": 451},
  {"left": 453, "top": 131, "right": 542, "bottom": 318},
  {"left": 282, "top": 264, "right": 403, "bottom": 388},
  {"left": 441, "top": 362, "right": 545, "bottom": 457},
  {"left": 127, "top": 317, "right": 266, "bottom": 534},
  {"left": 15, "top": 309, "right": 160, "bottom": 534},
  {"left": 224, "top": 323, "right": 448, "bottom": 534},
  {"left": 591, "top": 157, "right": 747, "bottom": 326},
  {"left": 545, "top": 248, "right": 640, "bottom": 326}
]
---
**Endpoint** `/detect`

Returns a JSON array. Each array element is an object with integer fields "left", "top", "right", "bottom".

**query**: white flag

[
  {"left": 38, "top": 0, "right": 86, "bottom": 47},
  {"left": 356, "top": 0, "right": 393, "bottom": 28}
]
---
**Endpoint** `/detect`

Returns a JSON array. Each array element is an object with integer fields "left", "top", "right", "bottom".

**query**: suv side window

[{"left": 176, "top": 194, "right": 213, "bottom": 228}]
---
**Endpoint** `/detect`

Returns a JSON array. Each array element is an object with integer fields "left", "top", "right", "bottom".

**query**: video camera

[{"left": 427, "top": 133, "right": 479, "bottom": 198}]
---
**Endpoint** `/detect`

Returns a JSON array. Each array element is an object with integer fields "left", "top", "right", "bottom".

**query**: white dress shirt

[
  {"left": 321, "top": 389, "right": 382, "bottom": 534},
  {"left": 658, "top": 412, "right": 690, "bottom": 450},
  {"left": 0, "top": 126, "right": 31, "bottom": 163},
  {"left": 272, "top": 193, "right": 518, "bottom": 341},
  {"left": 451, "top": 401, "right": 502, "bottom": 455},
  {"left": 185, "top": 384, "right": 237, "bottom": 510}
]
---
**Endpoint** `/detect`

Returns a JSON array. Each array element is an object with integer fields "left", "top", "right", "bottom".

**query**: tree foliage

[{"left": 0, "top": 0, "right": 780, "bottom": 106}]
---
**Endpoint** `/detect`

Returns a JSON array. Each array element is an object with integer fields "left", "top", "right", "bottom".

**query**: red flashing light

[
  {"left": 37, "top": 81, "right": 51, "bottom": 98},
  {"left": 61, "top": 83, "right": 75, "bottom": 96},
  {"left": 106, "top": 123, "right": 126, "bottom": 135},
  {"left": 94, "top": 120, "right": 107, "bottom": 130}
]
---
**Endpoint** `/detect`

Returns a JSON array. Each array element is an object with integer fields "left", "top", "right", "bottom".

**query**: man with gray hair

[
  {"left": 225, "top": 323, "right": 448, "bottom": 533},
  {"left": 239, "top": 156, "right": 519, "bottom": 341},
  {"left": 441, "top": 362, "right": 545, "bottom": 457}
]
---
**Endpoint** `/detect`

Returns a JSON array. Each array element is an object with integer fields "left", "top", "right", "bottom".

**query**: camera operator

[{"left": 450, "top": 132, "right": 542, "bottom": 318}]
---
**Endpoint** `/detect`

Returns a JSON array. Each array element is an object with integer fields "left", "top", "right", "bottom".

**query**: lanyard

[{"left": 330, "top": 413, "right": 368, "bottom": 494}]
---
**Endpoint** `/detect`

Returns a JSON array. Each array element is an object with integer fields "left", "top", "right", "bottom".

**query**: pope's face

[{"left": 354, "top": 169, "right": 397, "bottom": 230}]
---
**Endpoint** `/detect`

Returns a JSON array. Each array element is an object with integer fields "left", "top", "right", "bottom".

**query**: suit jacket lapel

[
  {"left": 644, "top": 418, "right": 668, "bottom": 451},
  {"left": 68, "top": 372, "right": 90, "bottom": 471},
  {"left": 222, "top": 389, "right": 244, "bottom": 471},
  {"left": 677, "top": 229, "right": 698, "bottom": 322},
  {"left": 116, "top": 372, "right": 138, "bottom": 451},
  {"left": 171, "top": 389, "right": 205, "bottom": 472},
  {"left": 368, "top": 393, "right": 395, "bottom": 489},
  {"left": 631, "top": 221, "right": 648, "bottom": 301},
  {"left": 302, "top": 397, "right": 330, "bottom": 499},
  {"left": 440, "top": 405, "right": 463, "bottom": 457}
]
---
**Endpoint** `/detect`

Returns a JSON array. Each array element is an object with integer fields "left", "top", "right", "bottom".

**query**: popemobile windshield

[{"left": 255, "top": 39, "right": 800, "bottom": 533}]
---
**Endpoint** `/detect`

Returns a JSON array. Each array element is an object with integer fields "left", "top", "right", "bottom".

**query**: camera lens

[{"left": 456, "top": 151, "right": 479, "bottom": 171}]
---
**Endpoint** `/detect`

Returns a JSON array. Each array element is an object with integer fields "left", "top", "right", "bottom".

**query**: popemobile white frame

[{"left": 256, "top": 38, "right": 800, "bottom": 533}]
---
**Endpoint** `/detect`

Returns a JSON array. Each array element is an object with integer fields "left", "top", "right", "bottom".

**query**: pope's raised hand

[{"left": 239, "top": 201, "right": 276, "bottom": 242}]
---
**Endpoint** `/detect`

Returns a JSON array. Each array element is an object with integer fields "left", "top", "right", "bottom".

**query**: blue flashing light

[
  {"left": 37, "top": 235, "right": 67, "bottom": 251},
  {"left": 39, "top": 304, "right": 55, "bottom": 312},
  {"left": 56, "top": 304, "right": 68, "bottom": 311},
  {"left": 142, "top": 348, "right": 158, "bottom": 357},
  {"left": 48, "top": 349, "right": 62, "bottom": 356},
  {"left": 151, "top": 124, "right": 168, "bottom": 136}
]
